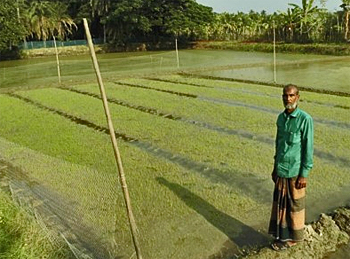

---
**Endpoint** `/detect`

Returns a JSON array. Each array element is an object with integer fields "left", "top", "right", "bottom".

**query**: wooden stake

[
  {"left": 53, "top": 36, "right": 61, "bottom": 84},
  {"left": 175, "top": 38, "right": 180, "bottom": 69},
  {"left": 83, "top": 18, "right": 143, "bottom": 259}
]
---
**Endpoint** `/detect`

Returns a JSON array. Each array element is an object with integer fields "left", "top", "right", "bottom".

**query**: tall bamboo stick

[
  {"left": 175, "top": 38, "right": 180, "bottom": 69},
  {"left": 53, "top": 36, "right": 61, "bottom": 84},
  {"left": 83, "top": 18, "right": 143, "bottom": 259}
]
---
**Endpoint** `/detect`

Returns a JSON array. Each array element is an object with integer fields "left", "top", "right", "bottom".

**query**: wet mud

[{"left": 243, "top": 207, "right": 350, "bottom": 259}]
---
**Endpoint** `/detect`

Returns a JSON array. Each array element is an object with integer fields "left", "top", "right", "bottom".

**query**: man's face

[{"left": 282, "top": 87, "right": 299, "bottom": 111}]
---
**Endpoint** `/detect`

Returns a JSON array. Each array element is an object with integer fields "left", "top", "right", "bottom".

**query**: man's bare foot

[
  {"left": 271, "top": 240, "right": 298, "bottom": 251},
  {"left": 286, "top": 241, "right": 298, "bottom": 247}
]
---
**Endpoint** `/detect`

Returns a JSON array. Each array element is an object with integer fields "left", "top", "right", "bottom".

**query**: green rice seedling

[
  {"left": 0, "top": 189, "right": 74, "bottom": 259},
  {"left": 0, "top": 50, "right": 349, "bottom": 258},
  {"left": 12, "top": 88, "right": 275, "bottom": 178},
  {"left": 0, "top": 94, "right": 270, "bottom": 259}
]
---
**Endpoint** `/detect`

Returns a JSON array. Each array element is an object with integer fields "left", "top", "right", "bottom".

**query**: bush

[{"left": 192, "top": 41, "right": 350, "bottom": 55}]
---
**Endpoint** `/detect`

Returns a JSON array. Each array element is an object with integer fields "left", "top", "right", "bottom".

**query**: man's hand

[{"left": 296, "top": 176, "right": 307, "bottom": 189}]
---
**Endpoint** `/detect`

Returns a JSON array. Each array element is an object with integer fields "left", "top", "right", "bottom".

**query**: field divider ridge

[
  {"left": 112, "top": 80, "right": 350, "bottom": 130},
  {"left": 33, "top": 88, "right": 350, "bottom": 169},
  {"left": 141, "top": 76, "right": 350, "bottom": 110},
  {"left": 114, "top": 81, "right": 197, "bottom": 98},
  {"left": 6, "top": 92, "right": 274, "bottom": 204},
  {"left": 179, "top": 72, "right": 350, "bottom": 97}
]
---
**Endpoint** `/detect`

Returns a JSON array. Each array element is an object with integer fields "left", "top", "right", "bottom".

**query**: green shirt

[{"left": 274, "top": 107, "right": 314, "bottom": 178}]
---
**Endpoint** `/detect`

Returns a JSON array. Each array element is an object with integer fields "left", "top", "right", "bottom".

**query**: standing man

[{"left": 269, "top": 84, "right": 314, "bottom": 251}]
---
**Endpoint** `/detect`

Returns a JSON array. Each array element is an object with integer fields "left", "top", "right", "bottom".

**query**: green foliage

[
  {"left": 0, "top": 0, "right": 26, "bottom": 53},
  {"left": 194, "top": 41, "right": 350, "bottom": 55},
  {"left": 21, "top": 1, "right": 76, "bottom": 41},
  {"left": 104, "top": 0, "right": 214, "bottom": 44},
  {"left": 146, "top": 0, "right": 214, "bottom": 38},
  {"left": 2, "top": 0, "right": 350, "bottom": 56}
]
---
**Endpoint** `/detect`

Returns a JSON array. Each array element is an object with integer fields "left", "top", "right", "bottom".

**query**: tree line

[{"left": 1, "top": 0, "right": 350, "bottom": 56}]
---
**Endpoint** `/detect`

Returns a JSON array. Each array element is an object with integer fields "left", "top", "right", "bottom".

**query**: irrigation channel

[{"left": 0, "top": 50, "right": 349, "bottom": 259}]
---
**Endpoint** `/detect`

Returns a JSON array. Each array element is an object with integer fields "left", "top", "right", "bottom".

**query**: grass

[
  {"left": 0, "top": 50, "right": 349, "bottom": 258},
  {"left": 0, "top": 189, "right": 73, "bottom": 259}
]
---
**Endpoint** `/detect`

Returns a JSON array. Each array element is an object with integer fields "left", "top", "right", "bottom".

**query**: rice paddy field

[{"left": 0, "top": 49, "right": 349, "bottom": 259}]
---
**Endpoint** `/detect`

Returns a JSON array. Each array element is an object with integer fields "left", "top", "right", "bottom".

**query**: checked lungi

[{"left": 268, "top": 176, "right": 306, "bottom": 242}]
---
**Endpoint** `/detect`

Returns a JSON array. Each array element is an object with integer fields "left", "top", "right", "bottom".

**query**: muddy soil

[{"left": 244, "top": 207, "right": 350, "bottom": 259}]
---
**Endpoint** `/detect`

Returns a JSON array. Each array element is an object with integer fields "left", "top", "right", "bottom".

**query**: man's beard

[{"left": 284, "top": 101, "right": 298, "bottom": 110}]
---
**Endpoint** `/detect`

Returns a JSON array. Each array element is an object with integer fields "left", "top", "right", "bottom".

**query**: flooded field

[
  {"left": 200, "top": 55, "right": 350, "bottom": 94},
  {"left": 0, "top": 49, "right": 349, "bottom": 258},
  {"left": 1, "top": 49, "right": 349, "bottom": 94}
]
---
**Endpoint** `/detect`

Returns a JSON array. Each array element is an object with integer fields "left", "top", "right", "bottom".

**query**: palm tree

[
  {"left": 22, "top": 1, "right": 76, "bottom": 45},
  {"left": 289, "top": 0, "right": 320, "bottom": 42},
  {"left": 24, "top": 1, "right": 54, "bottom": 44},
  {"left": 50, "top": 2, "right": 77, "bottom": 41},
  {"left": 340, "top": 0, "right": 350, "bottom": 40},
  {"left": 280, "top": 8, "right": 298, "bottom": 42},
  {"left": 215, "top": 12, "right": 235, "bottom": 40}
]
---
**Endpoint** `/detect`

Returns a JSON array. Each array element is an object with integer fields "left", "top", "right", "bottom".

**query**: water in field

[
  {"left": 201, "top": 54, "right": 350, "bottom": 94},
  {"left": 1, "top": 49, "right": 350, "bottom": 258},
  {"left": 1, "top": 50, "right": 350, "bottom": 94}
]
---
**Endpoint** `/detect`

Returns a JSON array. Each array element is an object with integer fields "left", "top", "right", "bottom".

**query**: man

[{"left": 269, "top": 84, "right": 314, "bottom": 251}]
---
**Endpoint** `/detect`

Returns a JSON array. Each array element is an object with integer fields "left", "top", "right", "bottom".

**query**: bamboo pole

[
  {"left": 53, "top": 36, "right": 61, "bottom": 84},
  {"left": 175, "top": 38, "right": 180, "bottom": 69},
  {"left": 83, "top": 18, "right": 143, "bottom": 259}
]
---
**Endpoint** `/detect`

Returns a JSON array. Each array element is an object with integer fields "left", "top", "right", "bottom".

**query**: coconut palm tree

[
  {"left": 24, "top": 1, "right": 54, "bottom": 43},
  {"left": 50, "top": 2, "right": 77, "bottom": 41},
  {"left": 280, "top": 8, "right": 298, "bottom": 42},
  {"left": 289, "top": 0, "right": 320, "bottom": 42},
  {"left": 340, "top": 0, "right": 350, "bottom": 40},
  {"left": 214, "top": 12, "right": 236, "bottom": 40},
  {"left": 22, "top": 1, "right": 76, "bottom": 44}
]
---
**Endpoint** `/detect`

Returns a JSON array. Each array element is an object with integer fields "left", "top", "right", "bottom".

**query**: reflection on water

[
  {"left": 200, "top": 56, "right": 350, "bottom": 94},
  {"left": 1, "top": 50, "right": 349, "bottom": 93}
]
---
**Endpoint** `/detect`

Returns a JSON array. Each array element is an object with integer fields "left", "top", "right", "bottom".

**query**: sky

[{"left": 195, "top": 0, "right": 342, "bottom": 14}]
